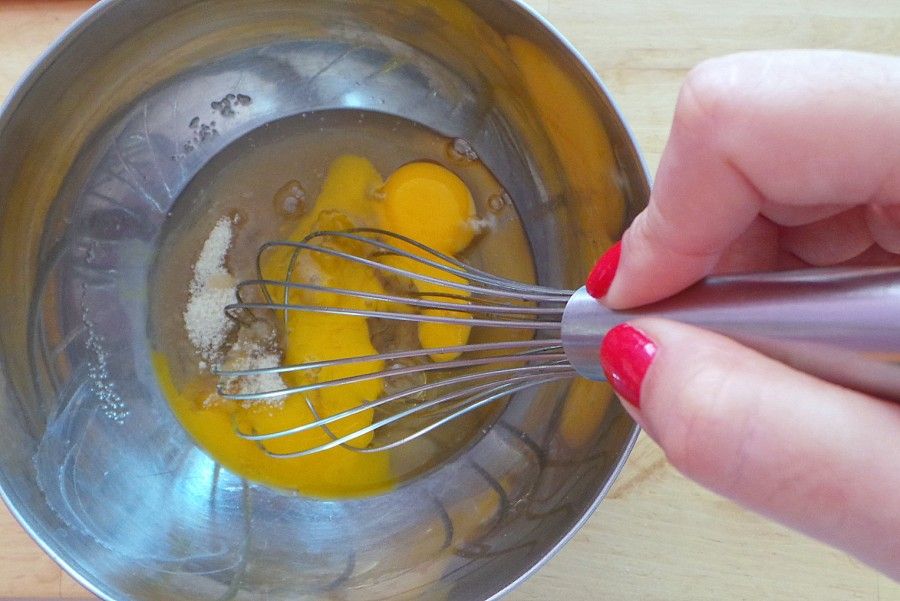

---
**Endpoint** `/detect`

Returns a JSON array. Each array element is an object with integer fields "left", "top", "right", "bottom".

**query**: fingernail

[
  {"left": 586, "top": 241, "right": 622, "bottom": 298},
  {"left": 599, "top": 323, "right": 657, "bottom": 409}
]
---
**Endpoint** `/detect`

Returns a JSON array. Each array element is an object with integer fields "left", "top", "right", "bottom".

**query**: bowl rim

[
  {"left": 0, "top": 1, "right": 647, "bottom": 599},
  {"left": 0, "top": 4, "right": 123, "bottom": 600}
]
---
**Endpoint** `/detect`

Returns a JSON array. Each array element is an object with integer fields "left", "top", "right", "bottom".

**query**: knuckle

[{"left": 676, "top": 56, "right": 743, "bottom": 134}]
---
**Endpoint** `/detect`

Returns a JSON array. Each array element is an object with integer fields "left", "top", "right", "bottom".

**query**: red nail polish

[
  {"left": 586, "top": 241, "right": 621, "bottom": 298},
  {"left": 599, "top": 324, "right": 657, "bottom": 408}
]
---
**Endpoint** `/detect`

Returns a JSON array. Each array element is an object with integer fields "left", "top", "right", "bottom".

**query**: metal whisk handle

[{"left": 562, "top": 266, "right": 900, "bottom": 403}]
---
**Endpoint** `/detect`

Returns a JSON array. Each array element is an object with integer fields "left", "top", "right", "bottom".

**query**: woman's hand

[{"left": 589, "top": 50, "right": 900, "bottom": 579}]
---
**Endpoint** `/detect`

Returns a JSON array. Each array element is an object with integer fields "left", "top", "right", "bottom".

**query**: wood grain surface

[{"left": 1, "top": 1, "right": 899, "bottom": 599}]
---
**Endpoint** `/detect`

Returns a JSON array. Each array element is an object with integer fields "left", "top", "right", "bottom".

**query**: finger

[
  {"left": 780, "top": 206, "right": 874, "bottom": 265},
  {"left": 711, "top": 215, "right": 779, "bottom": 274},
  {"left": 768, "top": 242, "right": 900, "bottom": 270},
  {"left": 865, "top": 204, "right": 900, "bottom": 253},
  {"left": 760, "top": 202, "right": 848, "bottom": 227},
  {"left": 838, "top": 244, "right": 900, "bottom": 267},
  {"left": 599, "top": 319, "right": 900, "bottom": 579},
  {"left": 603, "top": 50, "right": 900, "bottom": 309}
]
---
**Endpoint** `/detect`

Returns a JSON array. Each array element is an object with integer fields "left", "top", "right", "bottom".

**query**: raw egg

[{"left": 161, "top": 154, "right": 482, "bottom": 498}]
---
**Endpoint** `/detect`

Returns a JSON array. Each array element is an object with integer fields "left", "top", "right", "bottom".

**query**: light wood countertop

[{"left": 1, "top": 1, "right": 898, "bottom": 599}]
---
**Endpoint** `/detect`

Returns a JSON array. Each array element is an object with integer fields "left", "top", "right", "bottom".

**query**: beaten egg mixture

[{"left": 156, "top": 155, "right": 482, "bottom": 498}]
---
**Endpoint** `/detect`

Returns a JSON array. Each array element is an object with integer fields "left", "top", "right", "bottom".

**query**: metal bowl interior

[{"left": 0, "top": 1, "right": 648, "bottom": 599}]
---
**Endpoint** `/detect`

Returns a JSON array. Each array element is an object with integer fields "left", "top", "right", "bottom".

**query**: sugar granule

[
  {"left": 212, "top": 340, "right": 287, "bottom": 409},
  {"left": 184, "top": 217, "right": 237, "bottom": 365}
]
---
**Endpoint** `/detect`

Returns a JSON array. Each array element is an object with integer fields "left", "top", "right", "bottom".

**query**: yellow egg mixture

[{"left": 156, "top": 155, "right": 483, "bottom": 498}]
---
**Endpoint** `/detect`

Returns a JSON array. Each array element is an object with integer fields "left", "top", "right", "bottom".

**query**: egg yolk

[
  {"left": 380, "top": 161, "right": 477, "bottom": 254},
  {"left": 381, "top": 254, "right": 473, "bottom": 362},
  {"left": 379, "top": 162, "right": 478, "bottom": 361},
  {"left": 155, "top": 353, "right": 394, "bottom": 498},
  {"left": 162, "top": 155, "right": 481, "bottom": 498}
]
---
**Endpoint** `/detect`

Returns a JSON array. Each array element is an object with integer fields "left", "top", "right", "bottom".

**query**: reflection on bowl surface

[{"left": 0, "top": 1, "right": 648, "bottom": 599}]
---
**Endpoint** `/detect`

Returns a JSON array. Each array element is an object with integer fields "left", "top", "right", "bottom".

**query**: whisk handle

[{"left": 561, "top": 266, "right": 900, "bottom": 403}]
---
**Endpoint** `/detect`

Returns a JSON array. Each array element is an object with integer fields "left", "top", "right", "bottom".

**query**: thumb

[{"left": 600, "top": 319, "right": 900, "bottom": 579}]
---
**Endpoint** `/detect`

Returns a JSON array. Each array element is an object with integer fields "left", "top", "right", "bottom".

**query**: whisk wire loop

[
  {"left": 233, "top": 362, "right": 575, "bottom": 441},
  {"left": 220, "top": 228, "right": 577, "bottom": 458},
  {"left": 248, "top": 372, "right": 574, "bottom": 458}
]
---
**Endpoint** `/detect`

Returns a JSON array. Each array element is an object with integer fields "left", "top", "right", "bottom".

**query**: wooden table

[{"left": 1, "top": 1, "right": 899, "bottom": 599}]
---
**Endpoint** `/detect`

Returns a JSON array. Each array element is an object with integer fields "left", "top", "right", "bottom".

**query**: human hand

[{"left": 588, "top": 50, "right": 900, "bottom": 579}]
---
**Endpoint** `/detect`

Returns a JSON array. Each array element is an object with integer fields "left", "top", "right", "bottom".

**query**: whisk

[{"left": 217, "top": 227, "right": 900, "bottom": 457}]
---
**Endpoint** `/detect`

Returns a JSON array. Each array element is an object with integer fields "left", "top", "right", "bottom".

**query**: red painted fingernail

[
  {"left": 599, "top": 324, "right": 657, "bottom": 409},
  {"left": 586, "top": 241, "right": 621, "bottom": 298}
]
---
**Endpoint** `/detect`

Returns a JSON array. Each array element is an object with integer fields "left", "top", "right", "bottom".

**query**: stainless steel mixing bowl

[{"left": 0, "top": 1, "right": 649, "bottom": 599}]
